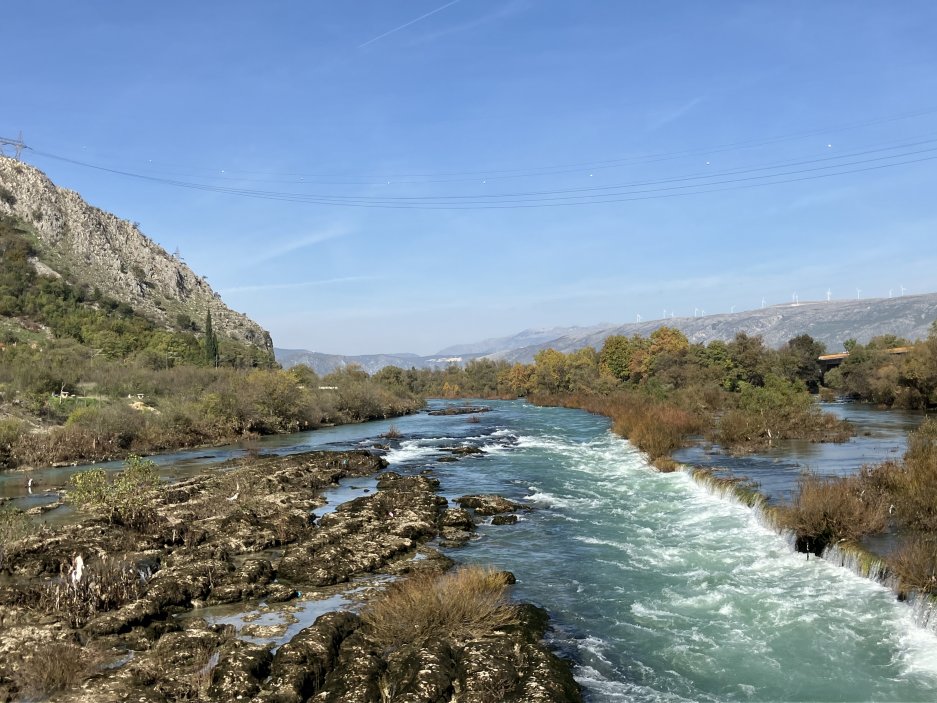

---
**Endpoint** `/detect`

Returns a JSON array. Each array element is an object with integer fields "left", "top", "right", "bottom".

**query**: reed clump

[
  {"left": 361, "top": 565, "right": 518, "bottom": 650},
  {"left": 382, "top": 424, "right": 402, "bottom": 439},
  {"left": 777, "top": 473, "right": 888, "bottom": 555},
  {"left": 889, "top": 535, "right": 937, "bottom": 595},
  {"left": 7, "top": 640, "right": 97, "bottom": 699},
  {"left": 36, "top": 554, "right": 151, "bottom": 627},
  {"left": 885, "top": 419, "right": 937, "bottom": 533},
  {"left": 533, "top": 391, "right": 704, "bottom": 460},
  {"left": 0, "top": 506, "right": 31, "bottom": 570}
]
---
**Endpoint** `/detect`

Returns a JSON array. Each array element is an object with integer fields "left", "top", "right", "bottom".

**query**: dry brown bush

[
  {"left": 889, "top": 535, "right": 937, "bottom": 595},
  {"left": 532, "top": 391, "right": 704, "bottom": 460},
  {"left": 361, "top": 565, "right": 518, "bottom": 650},
  {"left": 37, "top": 554, "right": 151, "bottom": 627},
  {"left": 778, "top": 473, "right": 887, "bottom": 554},
  {"left": 9, "top": 640, "right": 97, "bottom": 698},
  {"left": 893, "top": 419, "right": 937, "bottom": 532},
  {"left": 0, "top": 507, "right": 31, "bottom": 570}
]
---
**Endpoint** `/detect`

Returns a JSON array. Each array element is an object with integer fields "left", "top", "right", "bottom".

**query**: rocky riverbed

[{"left": 0, "top": 450, "right": 580, "bottom": 702}]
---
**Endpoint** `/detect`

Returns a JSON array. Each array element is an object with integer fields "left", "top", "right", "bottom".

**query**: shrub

[
  {"left": 68, "top": 455, "right": 160, "bottom": 530},
  {"left": 889, "top": 535, "right": 937, "bottom": 595},
  {"left": 37, "top": 554, "right": 150, "bottom": 627},
  {"left": 0, "top": 417, "right": 24, "bottom": 467},
  {"left": 0, "top": 185, "right": 16, "bottom": 206},
  {"left": 859, "top": 420, "right": 937, "bottom": 533},
  {"left": 533, "top": 391, "right": 704, "bottom": 460},
  {"left": 361, "top": 565, "right": 518, "bottom": 650},
  {"left": 716, "top": 376, "right": 851, "bottom": 449},
  {"left": 0, "top": 507, "right": 31, "bottom": 570},
  {"left": 0, "top": 417, "right": 23, "bottom": 447},
  {"left": 9, "top": 640, "right": 96, "bottom": 698},
  {"left": 777, "top": 473, "right": 887, "bottom": 555},
  {"left": 66, "top": 402, "right": 145, "bottom": 447}
]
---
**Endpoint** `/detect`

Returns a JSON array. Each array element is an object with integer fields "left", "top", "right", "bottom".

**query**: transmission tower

[{"left": 0, "top": 132, "right": 25, "bottom": 159}]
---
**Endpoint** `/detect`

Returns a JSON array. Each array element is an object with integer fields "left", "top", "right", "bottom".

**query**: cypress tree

[{"left": 204, "top": 310, "right": 219, "bottom": 366}]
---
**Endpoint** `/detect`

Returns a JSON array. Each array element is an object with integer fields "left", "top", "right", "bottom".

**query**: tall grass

[
  {"left": 777, "top": 473, "right": 887, "bottom": 555},
  {"left": 532, "top": 391, "right": 704, "bottom": 459},
  {"left": 36, "top": 554, "right": 151, "bottom": 627},
  {"left": 9, "top": 640, "right": 96, "bottom": 698},
  {"left": 889, "top": 536, "right": 937, "bottom": 595},
  {"left": 361, "top": 565, "right": 518, "bottom": 650},
  {"left": 0, "top": 506, "right": 31, "bottom": 570}
]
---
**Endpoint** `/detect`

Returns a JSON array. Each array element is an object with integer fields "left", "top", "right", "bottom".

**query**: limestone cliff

[{"left": 0, "top": 156, "right": 272, "bottom": 354}]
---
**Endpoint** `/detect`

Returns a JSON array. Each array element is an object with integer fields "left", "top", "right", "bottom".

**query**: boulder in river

[{"left": 456, "top": 494, "right": 529, "bottom": 516}]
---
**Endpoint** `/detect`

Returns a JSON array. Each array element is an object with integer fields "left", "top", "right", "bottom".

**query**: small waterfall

[
  {"left": 821, "top": 541, "right": 902, "bottom": 591},
  {"left": 686, "top": 464, "right": 937, "bottom": 634},
  {"left": 688, "top": 466, "right": 765, "bottom": 508},
  {"left": 752, "top": 503, "right": 801, "bottom": 552},
  {"left": 907, "top": 591, "right": 937, "bottom": 631}
]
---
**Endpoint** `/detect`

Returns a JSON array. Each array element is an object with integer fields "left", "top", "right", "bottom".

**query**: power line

[
  {"left": 30, "top": 145, "right": 937, "bottom": 210},
  {"left": 34, "top": 105, "right": 937, "bottom": 186}
]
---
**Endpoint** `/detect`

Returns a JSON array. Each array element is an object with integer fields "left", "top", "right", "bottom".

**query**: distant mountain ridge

[
  {"left": 277, "top": 293, "right": 937, "bottom": 372},
  {"left": 274, "top": 348, "right": 485, "bottom": 375},
  {"left": 484, "top": 294, "right": 937, "bottom": 363},
  {"left": 0, "top": 156, "right": 272, "bottom": 353},
  {"left": 435, "top": 324, "right": 612, "bottom": 356}
]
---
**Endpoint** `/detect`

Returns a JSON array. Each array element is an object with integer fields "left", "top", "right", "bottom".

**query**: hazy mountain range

[{"left": 276, "top": 292, "right": 937, "bottom": 373}]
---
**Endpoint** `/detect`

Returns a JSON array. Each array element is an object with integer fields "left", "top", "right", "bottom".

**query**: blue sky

[{"left": 3, "top": 1, "right": 937, "bottom": 355}]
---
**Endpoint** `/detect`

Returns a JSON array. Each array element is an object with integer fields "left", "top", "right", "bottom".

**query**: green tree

[
  {"left": 531, "top": 349, "right": 570, "bottom": 394},
  {"left": 566, "top": 347, "right": 600, "bottom": 391},
  {"left": 599, "top": 335, "right": 648, "bottom": 383},
  {"left": 778, "top": 334, "right": 827, "bottom": 392},
  {"left": 204, "top": 310, "right": 219, "bottom": 367},
  {"left": 726, "top": 332, "right": 772, "bottom": 388}
]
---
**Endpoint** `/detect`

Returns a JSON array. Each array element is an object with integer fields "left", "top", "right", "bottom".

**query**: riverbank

[
  {"left": 1, "top": 363, "right": 424, "bottom": 472},
  {"left": 0, "top": 447, "right": 580, "bottom": 702}
]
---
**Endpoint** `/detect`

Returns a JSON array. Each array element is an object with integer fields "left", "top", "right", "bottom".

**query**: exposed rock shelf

[{"left": 0, "top": 450, "right": 579, "bottom": 702}]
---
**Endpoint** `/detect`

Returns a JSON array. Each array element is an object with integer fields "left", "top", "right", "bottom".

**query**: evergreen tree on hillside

[{"left": 204, "top": 310, "right": 219, "bottom": 366}]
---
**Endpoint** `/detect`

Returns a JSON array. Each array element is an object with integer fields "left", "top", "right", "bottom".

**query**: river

[{"left": 4, "top": 400, "right": 937, "bottom": 700}]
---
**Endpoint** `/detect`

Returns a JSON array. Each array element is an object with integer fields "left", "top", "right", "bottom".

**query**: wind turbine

[
  {"left": 856, "top": 288, "right": 862, "bottom": 300},
  {"left": 730, "top": 305, "right": 735, "bottom": 313},
  {"left": 889, "top": 289, "right": 893, "bottom": 298},
  {"left": 826, "top": 288, "right": 831, "bottom": 302},
  {"left": 636, "top": 313, "right": 642, "bottom": 323},
  {"left": 901, "top": 285, "right": 907, "bottom": 296},
  {"left": 792, "top": 292, "right": 799, "bottom": 306}
]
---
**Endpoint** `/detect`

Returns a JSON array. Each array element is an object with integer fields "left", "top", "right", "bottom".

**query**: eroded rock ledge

[{"left": 0, "top": 450, "right": 580, "bottom": 702}]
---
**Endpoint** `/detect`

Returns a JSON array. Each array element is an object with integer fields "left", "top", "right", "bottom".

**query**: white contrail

[{"left": 358, "top": 0, "right": 461, "bottom": 49}]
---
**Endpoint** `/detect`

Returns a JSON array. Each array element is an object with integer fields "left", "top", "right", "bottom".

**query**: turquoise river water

[{"left": 4, "top": 400, "right": 937, "bottom": 700}]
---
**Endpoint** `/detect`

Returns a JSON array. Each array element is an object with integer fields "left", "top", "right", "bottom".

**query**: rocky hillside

[{"left": 0, "top": 156, "right": 272, "bottom": 353}]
